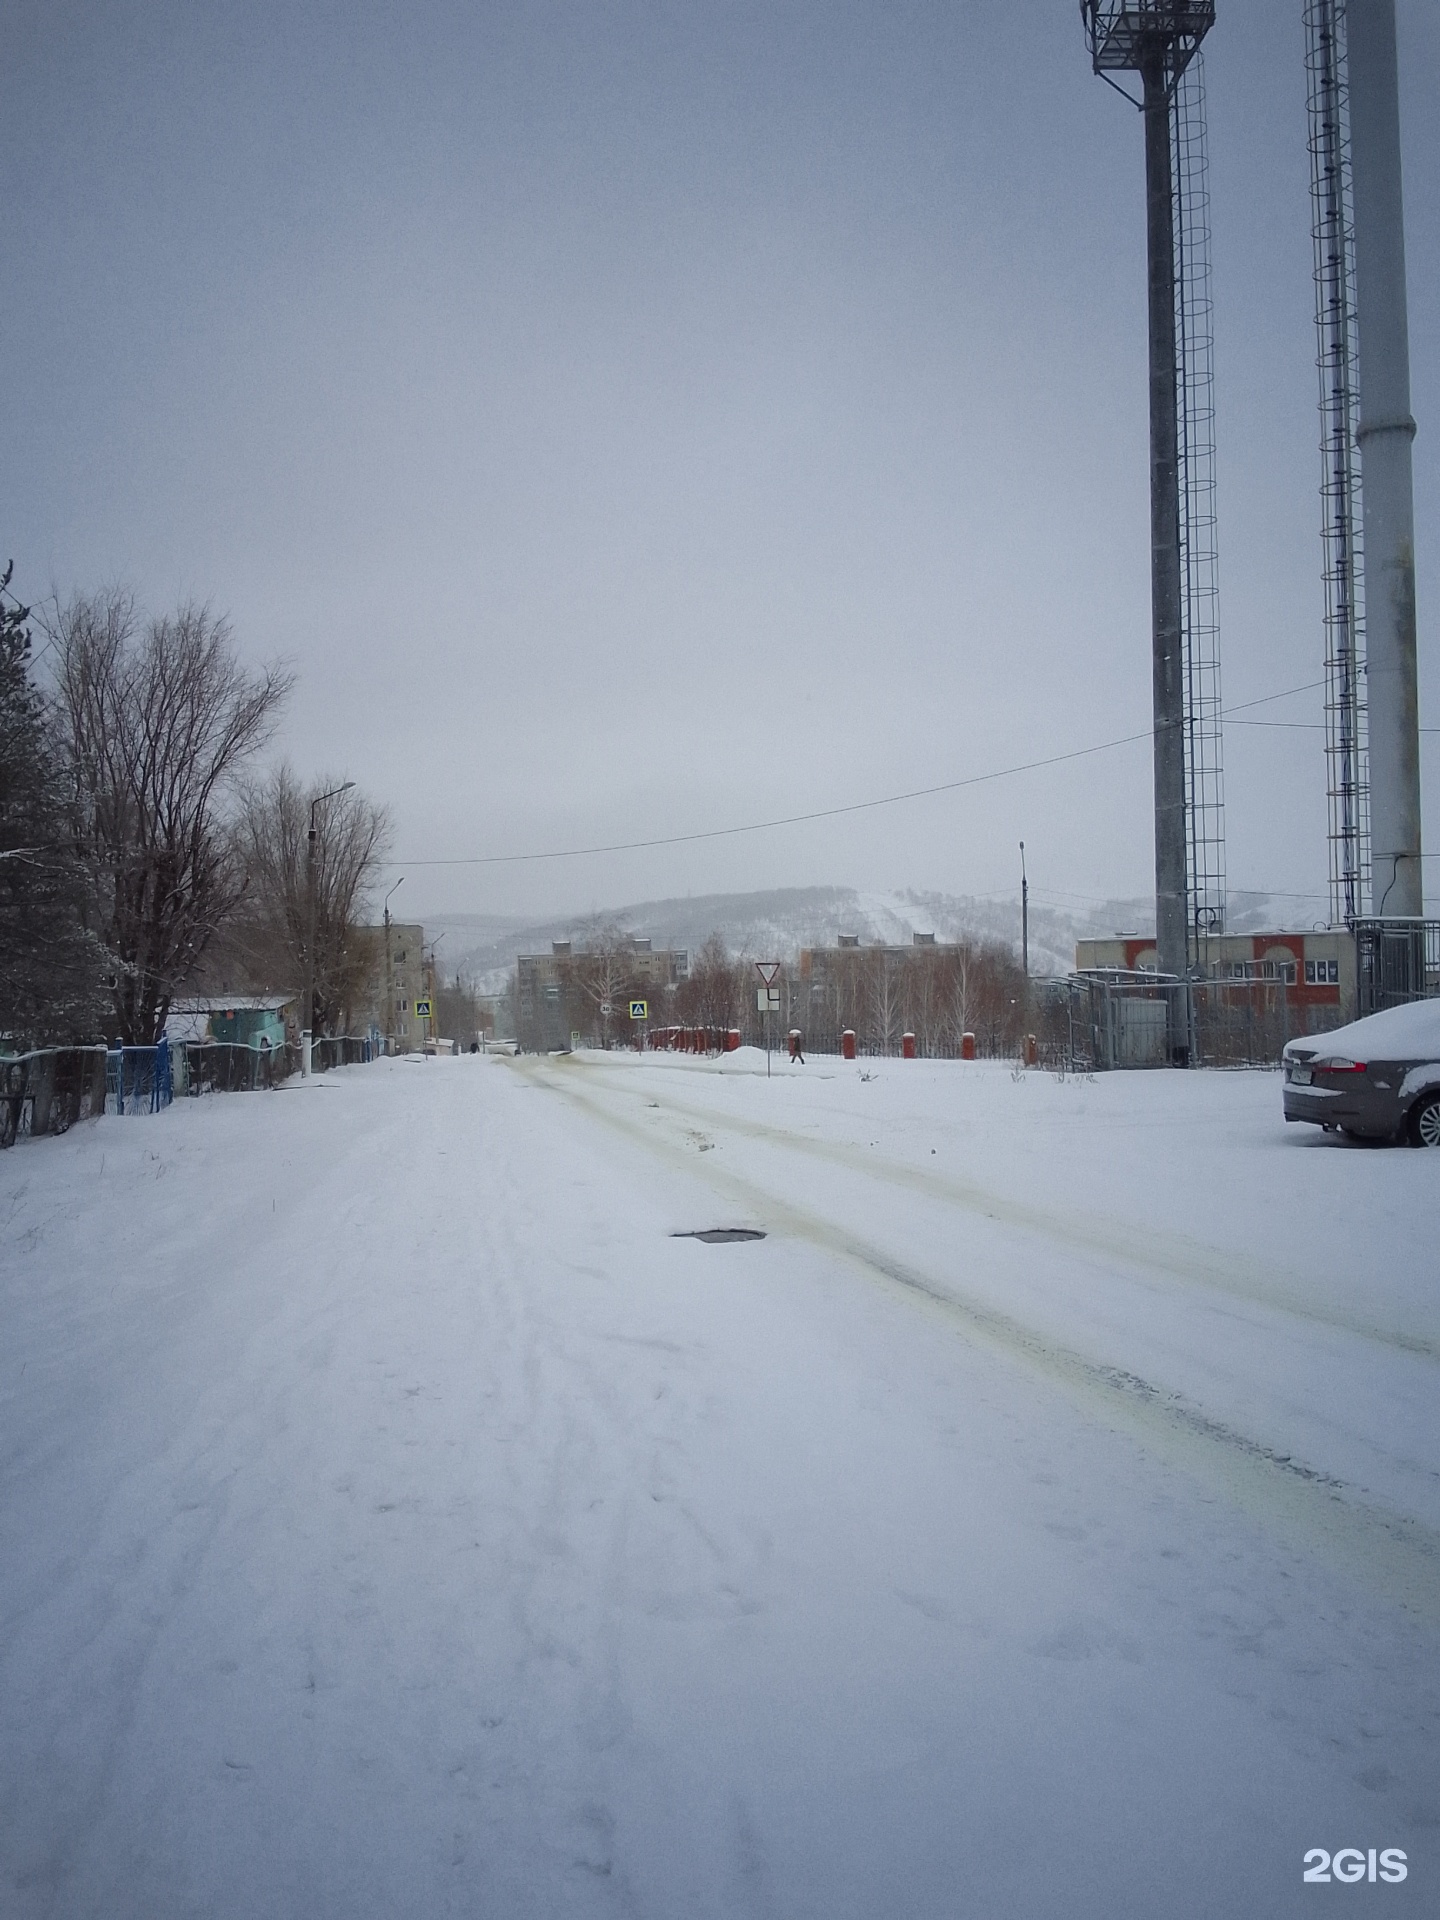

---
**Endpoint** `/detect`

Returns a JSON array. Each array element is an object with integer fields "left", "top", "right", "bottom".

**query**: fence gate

[{"left": 1354, "top": 918, "right": 1440, "bottom": 1016}]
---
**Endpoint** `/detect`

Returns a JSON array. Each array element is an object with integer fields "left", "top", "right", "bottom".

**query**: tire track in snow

[
  {"left": 514, "top": 1056, "right": 1440, "bottom": 1623},
  {"left": 570, "top": 1057, "right": 1440, "bottom": 1365}
]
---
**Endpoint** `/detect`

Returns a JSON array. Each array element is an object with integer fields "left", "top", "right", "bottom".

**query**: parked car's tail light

[{"left": 1313, "top": 1057, "right": 1367, "bottom": 1073}]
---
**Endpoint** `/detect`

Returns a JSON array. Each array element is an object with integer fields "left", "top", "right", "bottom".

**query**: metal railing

[
  {"left": 1354, "top": 919, "right": 1440, "bottom": 1015},
  {"left": 106, "top": 1042, "right": 174, "bottom": 1115},
  {"left": 1, "top": 1046, "right": 109, "bottom": 1146},
  {"left": 179, "top": 1041, "right": 296, "bottom": 1094},
  {"left": 310, "top": 1035, "right": 375, "bottom": 1071},
  {"left": 1044, "top": 972, "right": 1349, "bottom": 1072},
  {"left": 1, "top": 1032, "right": 389, "bottom": 1145}
]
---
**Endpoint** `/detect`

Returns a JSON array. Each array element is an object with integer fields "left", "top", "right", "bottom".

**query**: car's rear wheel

[{"left": 1411, "top": 1094, "right": 1440, "bottom": 1148}]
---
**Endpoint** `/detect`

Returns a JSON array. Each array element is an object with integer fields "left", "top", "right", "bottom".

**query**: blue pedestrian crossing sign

[
  {"left": 629, "top": 1000, "right": 648, "bottom": 1020},
  {"left": 414, "top": 997, "right": 432, "bottom": 1019}
]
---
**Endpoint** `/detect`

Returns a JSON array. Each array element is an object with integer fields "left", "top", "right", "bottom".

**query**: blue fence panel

[{"left": 105, "top": 1043, "right": 175, "bottom": 1116}]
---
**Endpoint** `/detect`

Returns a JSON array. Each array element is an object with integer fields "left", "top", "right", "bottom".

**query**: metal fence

[
  {"left": 179, "top": 1041, "right": 297, "bottom": 1094},
  {"left": 1354, "top": 918, "right": 1440, "bottom": 1015},
  {"left": 106, "top": 1041, "right": 175, "bottom": 1115},
  {"left": 1, "top": 1031, "right": 388, "bottom": 1146},
  {"left": 1, "top": 1046, "right": 109, "bottom": 1145},
  {"left": 1045, "top": 973, "right": 1347, "bottom": 1072},
  {"left": 310, "top": 1035, "right": 375, "bottom": 1072}
]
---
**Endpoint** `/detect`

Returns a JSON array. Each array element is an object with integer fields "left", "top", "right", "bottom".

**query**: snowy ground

[{"left": 1, "top": 1048, "right": 1436, "bottom": 1918}]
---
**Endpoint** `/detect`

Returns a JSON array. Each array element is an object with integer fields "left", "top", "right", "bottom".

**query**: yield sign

[{"left": 755, "top": 961, "right": 781, "bottom": 987}]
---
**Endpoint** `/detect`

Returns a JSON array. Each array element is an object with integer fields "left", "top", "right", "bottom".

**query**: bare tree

[
  {"left": 906, "top": 948, "right": 940, "bottom": 1056},
  {"left": 229, "top": 765, "right": 391, "bottom": 1036},
  {"left": 941, "top": 943, "right": 975, "bottom": 1053},
  {"left": 677, "top": 932, "right": 742, "bottom": 1030},
  {"left": 971, "top": 941, "right": 1025, "bottom": 1056},
  {"left": 49, "top": 593, "right": 292, "bottom": 1043},
  {"left": 436, "top": 975, "right": 481, "bottom": 1049},
  {"left": 866, "top": 952, "right": 904, "bottom": 1054},
  {"left": 573, "top": 922, "right": 634, "bottom": 1048}
]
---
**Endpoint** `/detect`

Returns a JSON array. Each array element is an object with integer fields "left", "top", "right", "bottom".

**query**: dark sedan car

[{"left": 1283, "top": 1000, "right": 1440, "bottom": 1145}]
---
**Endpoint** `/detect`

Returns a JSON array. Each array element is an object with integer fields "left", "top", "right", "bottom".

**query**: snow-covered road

[{"left": 2, "top": 1051, "right": 1436, "bottom": 1918}]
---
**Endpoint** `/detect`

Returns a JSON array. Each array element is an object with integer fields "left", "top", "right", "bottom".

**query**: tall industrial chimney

[{"left": 1348, "top": 0, "right": 1423, "bottom": 916}]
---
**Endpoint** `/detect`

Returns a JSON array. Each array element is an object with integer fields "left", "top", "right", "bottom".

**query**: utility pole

[
  {"left": 302, "top": 780, "right": 355, "bottom": 1077},
  {"left": 425, "top": 935, "right": 444, "bottom": 1053},
  {"left": 383, "top": 876, "right": 403, "bottom": 1057},
  {"left": 1020, "top": 841, "right": 1029, "bottom": 980}
]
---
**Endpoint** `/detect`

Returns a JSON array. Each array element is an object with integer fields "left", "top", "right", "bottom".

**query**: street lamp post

[
  {"left": 1020, "top": 840, "right": 1032, "bottom": 1060},
  {"left": 302, "top": 780, "right": 356, "bottom": 1077},
  {"left": 383, "top": 876, "right": 404, "bottom": 1057}
]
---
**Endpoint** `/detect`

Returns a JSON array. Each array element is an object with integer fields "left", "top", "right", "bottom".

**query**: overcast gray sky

[{"left": 4, "top": 1, "right": 1436, "bottom": 925}]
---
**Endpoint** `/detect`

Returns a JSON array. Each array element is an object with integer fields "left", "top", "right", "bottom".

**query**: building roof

[{"left": 170, "top": 995, "right": 297, "bottom": 1012}]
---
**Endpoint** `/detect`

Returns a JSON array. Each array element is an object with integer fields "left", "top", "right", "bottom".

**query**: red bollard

[
  {"left": 961, "top": 1031, "right": 977, "bottom": 1060},
  {"left": 1023, "top": 1033, "right": 1038, "bottom": 1067},
  {"left": 902, "top": 1032, "right": 916, "bottom": 1059},
  {"left": 842, "top": 1029, "right": 857, "bottom": 1060}
]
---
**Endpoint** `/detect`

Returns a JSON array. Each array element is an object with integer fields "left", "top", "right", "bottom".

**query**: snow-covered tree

[
  {"left": 0, "top": 566, "right": 107, "bottom": 1046},
  {"left": 50, "top": 591, "right": 291, "bottom": 1043}
]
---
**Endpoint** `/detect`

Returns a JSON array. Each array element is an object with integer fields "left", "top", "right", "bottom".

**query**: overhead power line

[
  {"left": 387, "top": 679, "right": 1332, "bottom": 871},
  {"left": 1229, "top": 719, "right": 1439, "bottom": 733}
]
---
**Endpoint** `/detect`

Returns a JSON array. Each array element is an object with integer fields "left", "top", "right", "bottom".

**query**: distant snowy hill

[
  {"left": 418, "top": 886, "right": 1322, "bottom": 997},
  {"left": 420, "top": 887, "right": 1145, "bottom": 995}
]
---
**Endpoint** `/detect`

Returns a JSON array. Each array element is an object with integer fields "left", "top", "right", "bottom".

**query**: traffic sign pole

[{"left": 755, "top": 963, "right": 781, "bottom": 1079}]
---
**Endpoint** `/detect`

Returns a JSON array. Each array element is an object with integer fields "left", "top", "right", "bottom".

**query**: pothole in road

[{"left": 671, "top": 1228, "right": 767, "bottom": 1244}]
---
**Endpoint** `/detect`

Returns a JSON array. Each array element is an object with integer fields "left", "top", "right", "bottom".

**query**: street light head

[{"left": 312, "top": 778, "right": 357, "bottom": 814}]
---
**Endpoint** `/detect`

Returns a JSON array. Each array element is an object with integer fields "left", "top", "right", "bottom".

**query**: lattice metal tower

[
  {"left": 1173, "top": 57, "right": 1225, "bottom": 965},
  {"left": 1082, "top": 4, "right": 1224, "bottom": 1053},
  {"left": 1306, "top": 0, "right": 1370, "bottom": 925}
]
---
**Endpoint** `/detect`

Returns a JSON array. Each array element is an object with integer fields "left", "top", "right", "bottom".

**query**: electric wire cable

[{"left": 389, "top": 679, "right": 1344, "bottom": 870}]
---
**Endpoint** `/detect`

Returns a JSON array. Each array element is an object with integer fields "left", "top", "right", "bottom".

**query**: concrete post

[
  {"left": 1349, "top": 0, "right": 1423, "bottom": 915},
  {"left": 1143, "top": 53, "right": 1191, "bottom": 1055}
]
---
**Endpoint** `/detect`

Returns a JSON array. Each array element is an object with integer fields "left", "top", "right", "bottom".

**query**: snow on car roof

[{"left": 1283, "top": 996, "right": 1440, "bottom": 1059}]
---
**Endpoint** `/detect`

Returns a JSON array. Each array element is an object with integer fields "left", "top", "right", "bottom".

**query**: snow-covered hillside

[
  {"left": 2, "top": 1056, "right": 1434, "bottom": 1916},
  {"left": 423, "top": 886, "right": 1326, "bottom": 999},
  {"left": 425, "top": 886, "right": 1120, "bottom": 993}
]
